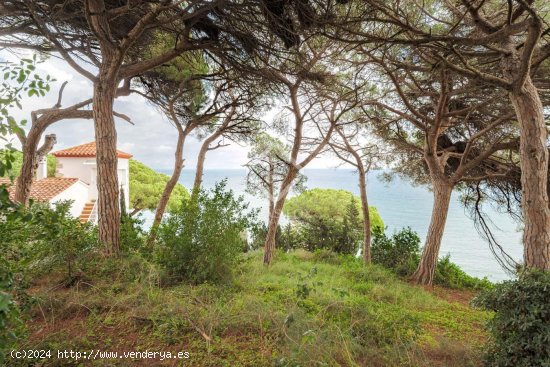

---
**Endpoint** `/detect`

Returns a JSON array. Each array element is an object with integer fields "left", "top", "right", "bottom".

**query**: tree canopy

[
  {"left": 129, "top": 160, "right": 189, "bottom": 214},
  {"left": 284, "top": 188, "right": 384, "bottom": 231}
]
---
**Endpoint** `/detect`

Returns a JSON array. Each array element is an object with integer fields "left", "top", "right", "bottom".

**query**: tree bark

[
  {"left": 93, "top": 78, "right": 120, "bottom": 255},
  {"left": 153, "top": 127, "right": 187, "bottom": 228},
  {"left": 14, "top": 132, "right": 56, "bottom": 204},
  {"left": 192, "top": 129, "right": 224, "bottom": 196},
  {"left": 263, "top": 169, "right": 297, "bottom": 265},
  {"left": 268, "top": 157, "right": 275, "bottom": 221},
  {"left": 412, "top": 180, "right": 453, "bottom": 285},
  {"left": 509, "top": 78, "right": 550, "bottom": 270},
  {"left": 358, "top": 166, "right": 372, "bottom": 263},
  {"left": 263, "top": 195, "right": 287, "bottom": 265},
  {"left": 148, "top": 124, "right": 189, "bottom": 243}
]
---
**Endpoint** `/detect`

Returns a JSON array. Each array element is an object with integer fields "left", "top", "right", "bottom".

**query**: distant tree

[
  {"left": 329, "top": 122, "right": 382, "bottom": 263},
  {"left": 245, "top": 132, "right": 306, "bottom": 222},
  {"left": 283, "top": 188, "right": 384, "bottom": 254},
  {"left": 136, "top": 56, "right": 210, "bottom": 236},
  {"left": 256, "top": 35, "right": 367, "bottom": 264},
  {"left": 138, "top": 66, "right": 262, "bottom": 243},
  {"left": 128, "top": 160, "right": 189, "bottom": 217},
  {"left": 284, "top": 188, "right": 383, "bottom": 230}
]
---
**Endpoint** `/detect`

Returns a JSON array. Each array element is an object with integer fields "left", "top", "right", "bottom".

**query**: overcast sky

[{"left": 2, "top": 52, "right": 343, "bottom": 171}]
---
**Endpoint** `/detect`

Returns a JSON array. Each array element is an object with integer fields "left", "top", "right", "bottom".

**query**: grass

[{"left": 10, "top": 250, "right": 490, "bottom": 366}]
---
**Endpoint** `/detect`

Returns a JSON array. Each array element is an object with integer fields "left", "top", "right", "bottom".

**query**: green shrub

[
  {"left": 371, "top": 227, "right": 420, "bottom": 276},
  {"left": 157, "top": 181, "right": 257, "bottom": 284},
  {"left": 28, "top": 201, "right": 98, "bottom": 280},
  {"left": 1, "top": 200, "right": 98, "bottom": 281},
  {"left": 435, "top": 255, "right": 492, "bottom": 290},
  {"left": 120, "top": 213, "right": 146, "bottom": 253},
  {"left": 0, "top": 258, "right": 25, "bottom": 364},
  {"left": 472, "top": 270, "right": 550, "bottom": 367}
]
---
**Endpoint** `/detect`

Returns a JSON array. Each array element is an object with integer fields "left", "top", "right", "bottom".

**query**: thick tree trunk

[
  {"left": 509, "top": 78, "right": 550, "bottom": 270},
  {"left": 15, "top": 132, "right": 56, "bottom": 204},
  {"left": 358, "top": 167, "right": 372, "bottom": 263},
  {"left": 412, "top": 180, "right": 453, "bottom": 285},
  {"left": 148, "top": 127, "right": 188, "bottom": 243},
  {"left": 93, "top": 79, "right": 120, "bottom": 255}
]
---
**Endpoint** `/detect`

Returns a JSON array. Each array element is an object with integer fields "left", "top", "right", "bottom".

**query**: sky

[{"left": 2, "top": 52, "right": 343, "bottom": 171}]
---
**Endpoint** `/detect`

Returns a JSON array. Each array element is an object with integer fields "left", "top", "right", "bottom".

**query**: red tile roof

[
  {"left": 0, "top": 177, "right": 79, "bottom": 202},
  {"left": 51, "top": 141, "right": 132, "bottom": 159}
]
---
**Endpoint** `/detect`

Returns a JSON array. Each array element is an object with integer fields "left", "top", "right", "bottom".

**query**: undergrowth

[{"left": 8, "top": 250, "right": 490, "bottom": 367}]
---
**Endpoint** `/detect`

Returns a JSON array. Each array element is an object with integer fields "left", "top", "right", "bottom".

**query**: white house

[{"left": 2, "top": 141, "right": 132, "bottom": 223}]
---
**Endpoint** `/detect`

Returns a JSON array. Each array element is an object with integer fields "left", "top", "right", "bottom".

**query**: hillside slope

[{"left": 17, "top": 250, "right": 489, "bottom": 367}]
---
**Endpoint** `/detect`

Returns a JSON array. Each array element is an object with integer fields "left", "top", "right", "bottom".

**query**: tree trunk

[
  {"left": 509, "top": 78, "right": 550, "bottom": 270},
  {"left": 148, "top": 126, "right": 188, "bottom": 243},
  {"left": 263, "top": 169, "right": 297, "bottom": 265},
  {"left": 192, "top": 142, "right": 208, "bottom": 196},
  {"left": 14, "top": 132, "right": 41, "bottom": 204},
  {"left": 93, "top": 78, "right": 120, "bottom": 255},
  {"left": 412, "top": 180, "right": 453, "bottom": 285},
  {"left": 358, "top": 167, "right": 372, "bottom": 263},
  {"left": 268, "top": 157, "right": 275, "bottom": 221},
  {"left": 192, "top": 130, "right": 223, "bottom": 197},
  {"left": 263, "top": 195, "right": 287, "bottom": 265}
]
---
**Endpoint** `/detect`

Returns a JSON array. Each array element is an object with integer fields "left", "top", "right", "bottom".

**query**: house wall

[
  {"left": 118, "top": 158, "right": 130, "bottom": 210},
  {"left": 56, "top": 157, "right": 130, "bottom": 209},
  {"left": 50, "top": 180, "right": 90, "bottom": 218},
  {"left": 56, "top": 157, "right": 95, "bottom": 184}
]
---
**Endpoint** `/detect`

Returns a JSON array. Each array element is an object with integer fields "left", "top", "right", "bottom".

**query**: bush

[
  {"left": 0, "top": 258, "right": 24, "bottom": 364},
  {"left": 28, "top": 201, "right": 98, "bottom": 280},
  {"left": 371, "top": 227, "right": 420, "bottom": 276},
  {"left": 1, "top": 200, "right": 98, "bottom": 281},
  {"left": 435, "top": 255, "right": 492, "bottom": 290},
  {"left": 120, "top": 213, "right": 146, "bottom": 253},
  {"left": 472, "top": 270, "right": 550, "bottom": 367},
  {"left": 0, "top": 190, "right": 100, "bottom": 361},
  {"left": 157, "top": 181, "right": 257, "bottom": 284}
]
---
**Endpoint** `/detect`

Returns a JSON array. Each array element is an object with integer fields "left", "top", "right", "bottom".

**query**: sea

[{"left": 141, "top": 168, "right": 523, "bottom": 282}]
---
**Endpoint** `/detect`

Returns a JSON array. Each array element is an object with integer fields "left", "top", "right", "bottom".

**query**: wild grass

[{"left": 12, "top": 250, "right": 490, "bottom": 366}]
